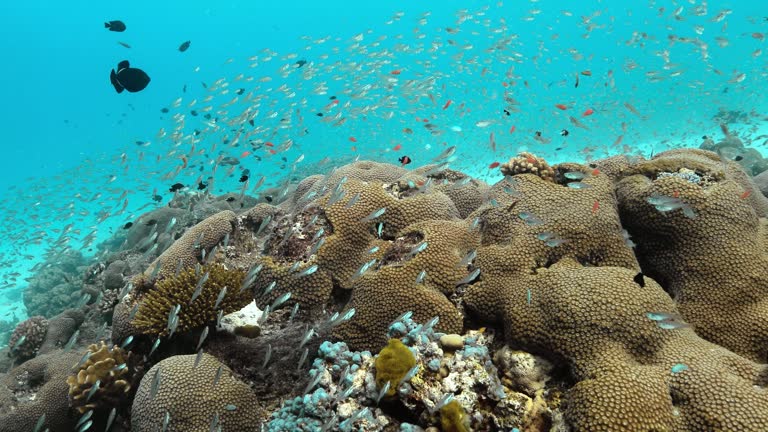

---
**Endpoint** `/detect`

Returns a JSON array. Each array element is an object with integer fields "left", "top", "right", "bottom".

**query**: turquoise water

[{"left": 0, "top": 0, "right": 765, "bottom": 340}]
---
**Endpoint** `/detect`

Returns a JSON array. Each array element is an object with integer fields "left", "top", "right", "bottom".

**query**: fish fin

[
  {"left": 117, "top": 60, "right": 130, "bottom": 70},
  {"left": 104, "top": 22, "right": 110, "bottom": 28},
  {"left": 110, "top": 69, "right": 124, "bottom": 93}
]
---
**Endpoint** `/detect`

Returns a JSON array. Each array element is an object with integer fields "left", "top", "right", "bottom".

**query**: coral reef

[
  {"left": 7, "top": 316, "right": 48, "bottom": 361},
  {"left": 131, "top": 353, "right": 262, "bottom": 431},
  {"left": 66, "top": 341, "right": 134, "bottom": 414},
  {"left": 8, "top": 150, "right": 768, "bottom": 431},
  {"left": 23, "top": 249, "right": 85, "bottom": 317}
]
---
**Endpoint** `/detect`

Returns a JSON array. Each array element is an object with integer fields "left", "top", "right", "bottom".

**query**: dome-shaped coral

[{"left": 7, "top": 316, "right": 48, "bottom": 361}]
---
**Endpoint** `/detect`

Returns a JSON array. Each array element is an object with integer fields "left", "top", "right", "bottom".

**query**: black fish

[
  {"left": 734, "top": 155, "right": 744, "bottom": 161},
  {"left": 316, "top": 112, "right": 324, "bottom": 117},
  {"left": 198, "top": 181, "right": 208, "bottom": 190},
  {"left": 123, "top": 222, "right": 134, "bottom": 229},
  {"left": 110, "top": 60, "right": 150, "bottom": 93},
  {"left": 265, "top": 195, "right": 273, "bottom": 203},
  {"left": 330, "top": 95, "right": 336, "bottom": 100},
  {"left": 169, "top": 183, "right": 185, "bottom": 192},
  {"left": 239, "top": 174, "right": 249, "bottom": 183},
  {"left": 105, "top": 20, "right": 126, "bottom": 32},
  {"left": 178, "top": 41, "right": 191, "bottom": 52},
  {"left": 503, "top": 109, "right": 510, "bottom": 116},
  {"left": 560, "top": 129, "right": 569, "bottom": 136},
  {"left": 152, "top": 194, "right": 163, "bottom": 202},
  {"left": 236, "top": 88, "right": 245, "bottom": 95},
  {"left": 633, "top": 272, "right": 645, "bottom": 287},
  {"left": 226, "top": 197, "right": 236, "bottom": 202},
  {"left": 295, "top": 59, "right": 307, "bottom": 68},
  {"left": 161, "top": 107, "right": 169, "bottom": 113},
  {"left": 398, "top": 155, "right": 412, "bottom": 166}
]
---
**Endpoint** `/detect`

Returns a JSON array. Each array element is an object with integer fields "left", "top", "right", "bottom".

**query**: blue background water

[{"left": 0, "top": 0, "right": 765, "bottom": 338}]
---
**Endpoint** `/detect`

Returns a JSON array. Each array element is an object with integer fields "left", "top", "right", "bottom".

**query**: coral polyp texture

[
  {"left": 617, "top": 149, "right": 768, "bottom": 361},
  {"left": 132, "top": 264, "right": 250, "bottom": 336},
  {"left": 131, "top": 353, "right": 262, "bottom": 432}
]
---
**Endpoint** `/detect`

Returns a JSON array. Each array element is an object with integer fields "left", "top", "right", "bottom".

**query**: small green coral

[
  {"left": 440, "top": 400, "right": 471, "bottom": 432},
  {"left": 133, "top": 264, "right": 250, "bottom": 337},
  {"left": 374, "top": 338, "right": 416, "bottom": 397}
]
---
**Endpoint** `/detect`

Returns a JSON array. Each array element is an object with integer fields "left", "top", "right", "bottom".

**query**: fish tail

[{"left": 104, "top": 22, "right": 110, "bottom": 28}]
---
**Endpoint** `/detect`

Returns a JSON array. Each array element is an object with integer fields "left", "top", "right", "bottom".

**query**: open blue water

[{"left": 0, "top": 0, "right": 765, "bottom": 342}]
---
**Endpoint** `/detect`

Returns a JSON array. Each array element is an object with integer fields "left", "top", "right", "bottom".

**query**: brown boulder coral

[
  {"left": 333, "top": 219, "right": 476, "bottom": 351},
  {"left": 248, "top": 177, "right": 461, "bottom": 317},
  {"left": 468, "top": 167, "right": 638, "bottom": 274},
  {"left": 135, "top": 210, "right": 237, "bottom": 285},
  {"left": 130, "top": 353, "right": 261, "bottom": 432},
  {"left": 617, "top": 149, "right": 768, "bottom": 362},
  {"left": 0, "top": 351, "right": 82, "bottom": 432},
  {"left": 464, "top": 260, "right": 768, "bottom": 431}
]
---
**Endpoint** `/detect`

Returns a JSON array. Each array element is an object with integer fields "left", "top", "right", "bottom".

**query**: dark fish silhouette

[
  {"left": 105, "top": 20, "right": 126, "bottom": 32},
  {"left": 169, "top": 183, "right": 185, "bottom": 192},
  {"left": 110, "top": 60, "right": 150, "bottom": 93},
  {"left": 295, "top": 59, "right": 307, "bottom": 68},
  {"left": 178, "top": 41, "right": 191, "bottom": 52},
  {"left": 398, "top": 155, "right": 412, "bottom": 166},
  {"left": 634, "top": 272, "right": 645, "bottom": 287}
]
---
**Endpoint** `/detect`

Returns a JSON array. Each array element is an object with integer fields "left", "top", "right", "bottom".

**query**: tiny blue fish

[
  {"left": 671, "top": 363, "right": 689, "bottom": 373},
  {"left": 567, "top": 182, "right": 592, "bottom": 189}
]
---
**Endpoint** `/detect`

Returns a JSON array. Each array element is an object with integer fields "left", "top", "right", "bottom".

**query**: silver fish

[
  {"left": 150, "top": 368, "right": 161, "bottom": 399},
  {"left": 360, "top": 207, "right": 386, "bottom": 222},
  {"left": 455, "top": 268, "right": 481, "bottom": 286}
]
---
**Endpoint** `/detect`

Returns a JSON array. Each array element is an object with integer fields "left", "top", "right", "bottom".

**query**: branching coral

[
  {"left": 500, "top": 152, "right": 555, "bottom": 182},
  {"left": 132, "top": 264, "right": 250, "bottom": 337},
  {"left": 66, "top": 341, "right": 134, "bottom": 414}
]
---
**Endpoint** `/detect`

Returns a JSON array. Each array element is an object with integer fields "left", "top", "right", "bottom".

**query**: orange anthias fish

[
  {"left": 489, "top": 161, "right": 500, "bottom": 169},
  {"left": 349, "top": 136, "right": 358, "bottom": 142},
  {"left": 393, "top": 144, "right": 402, "bottom": 151},
  {"left": 555, "top": 104, "right": 568, "bottom": 110},
  {"left": 443, "top": 100, "right": 452, "bottom": 110},
  {"left": 391, "top": 70, "right": 402, "bottom": 75},
  {"left": 592, "top": 200, "right": 599, "bottom": 214},
  {"left": 582, "top": 108, "right": 595, "bottom": 117}
]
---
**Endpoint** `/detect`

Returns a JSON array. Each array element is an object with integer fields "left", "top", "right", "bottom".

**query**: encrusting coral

[
  {"left": 132, "top": 264, "right": 250, "bottom": 337},
  {"left": 374, "top": 338, "right": 416, "bottom": 397},
  {"left": 66, "top": 341, "right": 134, "bottom": 414}
]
